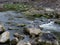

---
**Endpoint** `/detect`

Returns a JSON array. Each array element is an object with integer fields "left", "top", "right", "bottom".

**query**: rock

[
  {"left": 44, "top": 8, "right": 54, "bottom": 12},
  {"left": 17, "top": 40, "right": 31, "bottom": 45},
  {"left": 24, "top": 27, "right": 41, "bottom": 35},
  {"left": 13, "top": 33, "right": 24, "bottom": 40},
  {"left": 8, "top": 27, "right": 14, "bottom": 30},
  {"left": 0, "top": 25, "right": 5, "bottom": 34},
  {"left": 24, "top": 25, "right": 42, "bottom": 38},
  {"left": 54, "top": 19, "right": 60, "bottom": 24},
  {"left": 22, "top": 8, "right": 37, "bottom": 15},
  {"left": 0, "top": 31, "right": 10, "bottom": 43},
  {"left": 30, "top": 38, "right": 39, "bottom": 45},
  {"left": 8, "top": 27, "right": 18, "bottom": 30},
  {"left": 11, "top": 37, "right": 19, "bottom": 45},
  {"left": 38, "top": 32, "right": 59, "bottom": 45}
]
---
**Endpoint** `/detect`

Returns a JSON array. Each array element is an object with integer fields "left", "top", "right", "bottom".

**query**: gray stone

[
  {"left": 0, "top": 25, "right": 5, "bottom": 34},
  {"left": 14, "top": 33, "right": 24, "bottom": 40},
  {"left": 11, "top": 37, "right": 19, "bottom": 45},
  {"left": 0, "top": 31, "right": 10, "bottom": 43},
  {"left": 17, "top": 40, "right": 31, "bottom": 45},
  {"left": 24, "top": 25, "right": 42, "bottom": 35},
  {"left": 38, "top": 32, "right": 59, "bottom": 45}
]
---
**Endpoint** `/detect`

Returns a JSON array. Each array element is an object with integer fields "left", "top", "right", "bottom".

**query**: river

[{"left": 0, "top": 11, "right": 60, "bottom": 43}]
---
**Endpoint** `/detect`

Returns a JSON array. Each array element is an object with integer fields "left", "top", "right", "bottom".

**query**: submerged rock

[
  {"left": 13, "top": 33, "right": 24, "bottom": 40},
  {"left": 16, "top": 24, "right": 26, "bottom": 27},
  {"left": 0, "top": 31, "right": 10, "bottom": 43},
  {"left": 8, "top": 27, "right": 18, "bottom": 30},
  {"left": 0, "top": 25, "right": 5, "bottom": 34}
]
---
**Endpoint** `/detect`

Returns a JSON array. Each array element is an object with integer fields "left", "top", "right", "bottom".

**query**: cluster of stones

[{"left": 0, "top": 24, "right": 59, "bottom": 45}]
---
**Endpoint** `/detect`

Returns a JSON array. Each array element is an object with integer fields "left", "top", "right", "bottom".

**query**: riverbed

[{"left": 0, "top": 11, "right": 60, "bottom": 45}]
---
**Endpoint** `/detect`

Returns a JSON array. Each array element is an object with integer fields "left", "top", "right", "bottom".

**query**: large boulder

[
  {"left": 0, "top": 31, "right": 10, "bottom": 43},
  {"left": 24, "top": 26, "right": 42, "bottom": 36},
  {"left": 17, "top": 40, "right": 31, "bottom": 45}
]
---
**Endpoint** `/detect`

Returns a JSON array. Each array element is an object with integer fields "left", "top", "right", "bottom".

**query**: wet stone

[
  {"left": 16, "top": 24, "right": 26, "bottom": 27},
  {"left": 0, "top": 25, "right": 5, "bottom": 34},
  {"left": 17, "top": 40, "right": 31, "bottom": 45},
  {"left": 24, "top": 25, "right": 42, "bottom": 38},
  {"left": 38, "top": 32, "right": 59, "bottom": 45},
  {"left": 11, "top": 37, "right": 18, "bottom": 45},
  {"left": 0, "top": 31, "right": 10, "bottom": 43},
  {"left": 8, "top": 27, "right": 18, "bottom": 30},
  {"left": 13, "top": 33, "right": 24, "bottom": 40}
]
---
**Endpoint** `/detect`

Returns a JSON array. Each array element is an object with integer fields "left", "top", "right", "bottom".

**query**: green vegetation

[
  {"left": 3, "top": 4, "right": 56, "bottom": 19},
  {"left": 3, "top": 4, "right": 59, "bottom": 19},
  {"left": 25, "top": 13, "right": 54, "bottom": 20},
  {"left": 3, "top": 4, "right": 31, "bottom": 12}
]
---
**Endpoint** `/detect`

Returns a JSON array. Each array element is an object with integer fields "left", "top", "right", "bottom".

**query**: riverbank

[{"left": 0, "top": 4, "right": 60, "bottom": 19}]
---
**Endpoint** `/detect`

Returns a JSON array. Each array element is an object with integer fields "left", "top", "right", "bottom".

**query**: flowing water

[
  {"left": 0, "top": 11, "right": 60, "bottom": 45},
  {"left": 40, "top": 21, "right": 60, "bottom": 31}
]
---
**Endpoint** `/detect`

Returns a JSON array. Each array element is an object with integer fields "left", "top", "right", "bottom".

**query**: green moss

[
  {"left": 3, "top": 4, "right": 30, "bottom": 12},
  {"left": 25, "top": 14, "right": 43, "bottom": 20},
  {"left": 26, "top": 13, "right": 54, "bottom": 20},
  {"left": 32, "top": 14, "right": 43, "bottom": 18},
  {"left": 44, "top": 13, "right": 53, "bottom": 18}
]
